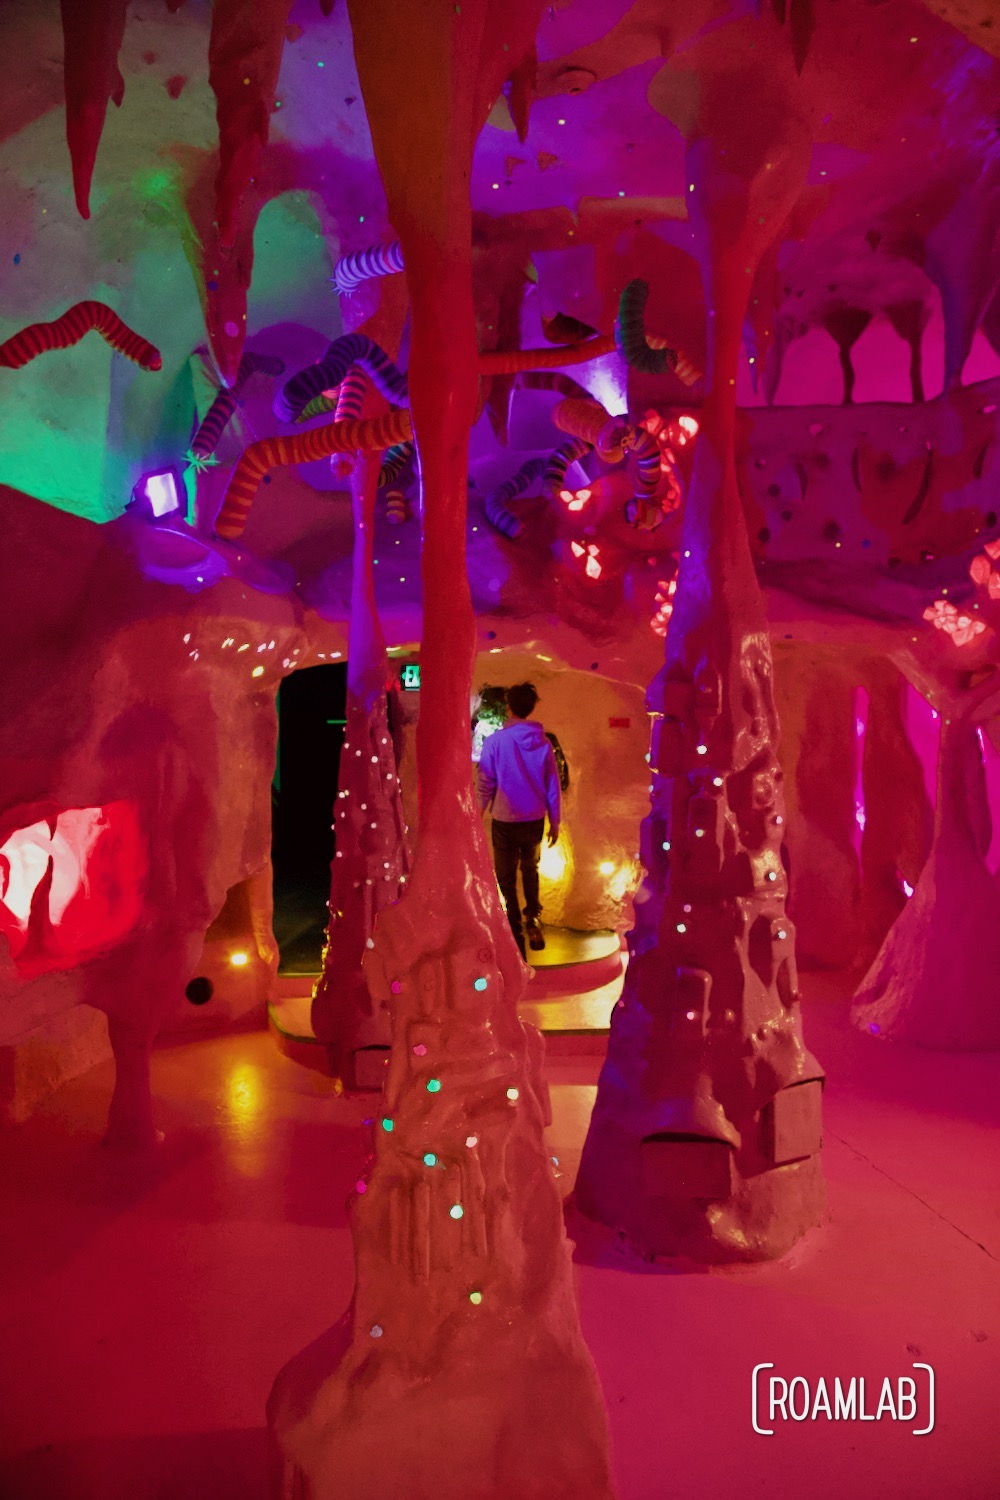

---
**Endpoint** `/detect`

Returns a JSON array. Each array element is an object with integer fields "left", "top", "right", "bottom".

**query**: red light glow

[
  {"left": 922, "top": 599, "right": 986, "bottom": 647},
  {"left": 0, "top": 802, "right": 146, "bottom": 974},
  {"left": 651, "top": 576, "right": 678, "bottom": 636}
]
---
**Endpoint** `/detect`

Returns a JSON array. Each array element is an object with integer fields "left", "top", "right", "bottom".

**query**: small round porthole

[{"left": 185, "top": 976, "right": 214, "bottom": 1006}]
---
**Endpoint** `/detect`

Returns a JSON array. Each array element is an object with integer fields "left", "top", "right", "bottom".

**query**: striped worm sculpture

[
  {"left": 331, "top": 241, "right": 405, "bottom": 295},
  {"left": 543, "top": 437, "right": 591, "bottom": 495},
  {"left": 223, "top": 326, "right": 689, "bottom": 539},
  {"left": 189, "top": 351, "right": 286, "bottom": 461},
  {"left": 552, "top": 397, "right": 669, "bottom": 527},
  {"left": 483, "top": 456, "right": 545, "bottom": 539},
  {"left": 215, "top": 407, "right": 414, "bottom": 539},
  {"left": 328, "top": 366, "right": 370, "bottom": 479},
  {"left": 0, "top": 301, "right": 161, "bottom": 371},
  {"left": 378, "top": 442, "right": 414, "bottom": 488},
  {"left": 274, "top": 333, "right": 409, "bottom": 422},
  {"left": 615, "top": 279, "right": 701, "bottom": 385},
  {"left": 384, "top": 488, "right": 410, "bottom": 524},
  {"left": 334, "top": 365, "right": 369, "bottom": 421}
]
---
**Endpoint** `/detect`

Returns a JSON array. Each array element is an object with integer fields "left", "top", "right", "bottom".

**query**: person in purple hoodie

[{"left": 477, "top": 682, "right": 561, "bottom": 959}]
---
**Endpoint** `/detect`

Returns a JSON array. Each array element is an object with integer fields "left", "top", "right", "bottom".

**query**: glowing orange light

[{"left": 229, "top": 950, "right": 250, "bottom": 967}]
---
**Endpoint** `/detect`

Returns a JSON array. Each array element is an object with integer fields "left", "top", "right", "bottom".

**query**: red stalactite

[
  {"left": 60, "top": 0, "right": 130, "bottom": 219},
  {"left": 208, "top": 0, "right": 293, "bottom": 249}
]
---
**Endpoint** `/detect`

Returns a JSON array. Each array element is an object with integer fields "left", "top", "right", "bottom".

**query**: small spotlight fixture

[{"left": 130, "top": 466, "right": 184, "bottom": 520}]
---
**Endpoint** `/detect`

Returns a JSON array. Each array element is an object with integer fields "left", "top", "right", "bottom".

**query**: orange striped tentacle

[
  {"left": 216, "top": 407, "right": 413, "bottom": 539},
  {"left": 478, "top": 334, "right": 616, "bottom": 374}
]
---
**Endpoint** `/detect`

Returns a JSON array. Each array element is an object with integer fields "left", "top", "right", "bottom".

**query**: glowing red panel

[{"left": 0, "top": 802, "right": 146, "bottom": 974}]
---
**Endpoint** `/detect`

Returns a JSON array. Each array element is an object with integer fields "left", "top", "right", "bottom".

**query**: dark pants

[{"left": 491, "top": 818, "right": 544, "bottom": 953}]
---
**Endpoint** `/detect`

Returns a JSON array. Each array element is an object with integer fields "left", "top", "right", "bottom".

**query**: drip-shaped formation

[
  {"left": 60, "top": 0, "right": 129, "bottom": 219},
  {"left": 268, "top": 2, "right": 616, "bottom": 1492},
  {"left": 577, "top": 58, "right": 826, "bottom": 1262},
  {"left": 853, "top": 560, "right": 1000, "bottom": 1048},
  {"left": 208, "top": 0, "right": 293, "bottom": 247},
  {"left": 312, "top": 449, "right": 411, "bottom": 1086}
]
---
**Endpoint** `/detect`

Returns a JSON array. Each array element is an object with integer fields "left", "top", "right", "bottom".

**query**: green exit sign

[{"left": 401, "top": 662, "right": 421, "bottom": 691}]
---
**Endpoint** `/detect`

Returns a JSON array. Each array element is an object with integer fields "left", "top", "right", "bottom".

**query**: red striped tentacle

[
  {"left": 327, "top": 367, "right": 370, "bottom": 479},
  {"left": 216, "top": 407, "right": 414, "bottom": 540},
  {"left": 335, "top": 365, "right": 368, "bottom": 421},
  {"left": 478, "top": 334, "right": 616, "bottom": 374},
  {"left": 0, "top": 300, "right": 161, "bottom": 370}
]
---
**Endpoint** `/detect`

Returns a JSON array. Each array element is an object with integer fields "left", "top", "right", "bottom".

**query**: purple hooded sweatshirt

[{"left": 477, "top": 719, "right": 561, "bottom": 831}]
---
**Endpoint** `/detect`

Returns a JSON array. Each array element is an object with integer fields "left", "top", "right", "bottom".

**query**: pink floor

[{"left": 1, "top": 974, "right": 998, "bottom": 1500}]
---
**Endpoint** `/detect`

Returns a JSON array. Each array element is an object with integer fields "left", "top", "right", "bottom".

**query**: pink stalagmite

[
  {"left": 575, "top": 22, "right": 826, "bottom": 1262},
  {"left": 311, "top": 439, "right": 410, "bottom": 1087},
  {"left": 853, "top": 553, "right": 1000, "bottom": 1049},
  {"left": 267, "top": 3, "right": 616, "bottom": 1495}
]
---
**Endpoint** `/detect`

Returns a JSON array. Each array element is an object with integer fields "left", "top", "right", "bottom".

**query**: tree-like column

[
  {"left": 576, "top": 39, "right": 826, "bottom": 1262},
  {"left": 268, "top": 4, "right": 616, "bottom": 1495}
]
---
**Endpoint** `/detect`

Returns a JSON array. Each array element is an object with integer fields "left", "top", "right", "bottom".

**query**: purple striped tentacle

[
  {"left": 543, "top": 437, "right": 590, "bottom": 494},
  {"left": 484, "top": 456, "right": 545, "bottom": 539},
  {"left": 332, "top": 242, "right": 405, "bottom": 295},
  {"left": 275, "top": 332, "right": 408, "bottom": 421},
  {"left": 191, "top": 350, "right": 286, "bottom": 459}
]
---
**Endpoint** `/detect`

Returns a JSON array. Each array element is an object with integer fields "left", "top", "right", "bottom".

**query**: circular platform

[
  {"left": 524, "top": 926, "right": 620, "bottom": 970},
  {"left": 269, "top": 926, "right": 624, "bottom": 1064}
]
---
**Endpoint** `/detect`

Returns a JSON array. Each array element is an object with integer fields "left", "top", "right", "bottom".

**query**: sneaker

[{"left": 526, "top": 919, "right": 545, "bottom": 951}]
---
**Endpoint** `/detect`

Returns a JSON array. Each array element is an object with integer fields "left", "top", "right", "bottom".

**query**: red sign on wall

[{"left": 608, "top": 717, "right": 631, "bottom": 729}]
